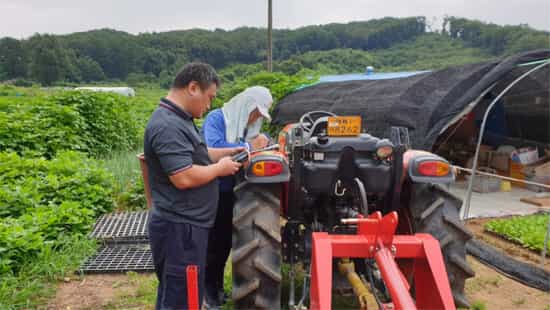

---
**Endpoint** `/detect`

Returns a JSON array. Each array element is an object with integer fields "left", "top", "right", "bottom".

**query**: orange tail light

[
  {"left": 252, "top": 161, "right": 283, "bottom": 176},
  {"left": 418, "top": 161, "right": 450, "bottom": 177}
]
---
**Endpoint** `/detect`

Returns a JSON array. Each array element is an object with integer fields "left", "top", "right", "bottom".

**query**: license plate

[{"left": 327, "top": 116, "right": 362, "bottom": 136}]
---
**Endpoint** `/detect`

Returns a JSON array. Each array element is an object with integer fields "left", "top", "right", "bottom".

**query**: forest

[{"left": 0, "top": 16, "right": 548, "bottom": 86}]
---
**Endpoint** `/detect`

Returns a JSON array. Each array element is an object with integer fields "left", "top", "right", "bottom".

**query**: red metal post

[
  {"left": 309, "top": 233, "right": 333, "bottom": 310},
  {"left": 374, "top": 243, "right": 416, "bottom": 309},
  {"left": 186, "top": 265, "right": 199, "bottom": 310}
]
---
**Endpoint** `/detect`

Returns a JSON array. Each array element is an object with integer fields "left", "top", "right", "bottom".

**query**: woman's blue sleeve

[{"left": 203, "top": 111, "right": 249, "bottom": 149}]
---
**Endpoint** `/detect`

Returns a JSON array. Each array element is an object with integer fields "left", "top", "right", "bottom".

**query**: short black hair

[{"left": 172, "top": 62, "right": 220, "bottom": 90}]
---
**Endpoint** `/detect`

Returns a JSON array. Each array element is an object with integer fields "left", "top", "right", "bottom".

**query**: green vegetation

[
  {"left": 485, "top": 213, "right": 549, "bottom": 252},
  {"left": 0, "top": 85, "right": 151, "bottom": 307},
  {"left": 102, "top": 149, "right": 146, "bottom": 210},
  {"left": 470, "top": 300, "right": 487, "bottom": 310},
  {"left": 271, "top": 34, "right": 495, "bottom": 75},
  {"left": 0, "top": 69, "right": 315, "bottom": 307},
  {"left": 52, "top": 91, "right": 140, "bottom": 157},
  {"left": 104, "top": 272, "right": 158, "bottom": 309},
  {"left": 372, "top": 33, "right": 493, "bottom": 71},
  {"left": 0, "top": 90, "right": 139, "bottom": 158},
  {"left": 0, "top": 235, "right": 97, "bottom": 309},
  {"left": 0, "top": 151, "right": 114, "bottom": 273},
  {"left": 445, "top": 17, "right": 550, "bottom": 55},
  {"left": 214, "top": 71, "right": 314, "bottom": 108},
  {"left": 1, "top": 17, "right": 547, "bottom": 86}
]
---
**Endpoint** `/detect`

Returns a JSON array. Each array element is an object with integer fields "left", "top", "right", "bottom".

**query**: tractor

[{"left": 231, "top": 111, "right": 474, "bottom": 309}]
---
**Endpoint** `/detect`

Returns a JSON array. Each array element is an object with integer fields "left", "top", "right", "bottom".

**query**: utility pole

[{"left": 267, "top": 0, "right": 273, "bottom": 72}]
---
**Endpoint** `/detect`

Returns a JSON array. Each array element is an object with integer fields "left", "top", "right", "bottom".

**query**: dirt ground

[
  {"left": 465, "top": 257, "right": 549, "bottom": 309},
  {"left": 49, "top": 220, "right": 550, "bottom": 309},
  {"left": 47, "top": 273, "right": 155, "bottom": 310}
]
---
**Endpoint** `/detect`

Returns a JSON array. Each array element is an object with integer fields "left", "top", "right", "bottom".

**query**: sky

[{"left": 1, "top": 0, "right": 549, "bottom": 39}]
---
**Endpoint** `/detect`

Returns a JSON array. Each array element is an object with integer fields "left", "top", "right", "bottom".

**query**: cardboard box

[
  {"left": 534, "top": 161, "right": 550, "bottom": 177},
  {"left": 478, "top": 145, "right": 494, "bottom": 166},
  {"left": 522, "top": 156, "right": 550, "bottom": 177},
  {"left": 511, "top": 147, "right": 539, "bottom": 165},
  {"left": 510, "top": 156, "right": 549, "bottom": 188},
  {"left": 490, "top": 152, "right": 510, "bottom": 172},
  {"left": 510, "top": 161, "right": 526, "bottom": 187}
]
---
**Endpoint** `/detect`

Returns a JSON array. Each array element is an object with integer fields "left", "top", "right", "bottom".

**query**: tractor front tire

[
  {"left": 409, "top": 183, "right": 475, "bottom": 309},
  {"left": 232, "top": 183, "right": 282, "bottom": 309}
]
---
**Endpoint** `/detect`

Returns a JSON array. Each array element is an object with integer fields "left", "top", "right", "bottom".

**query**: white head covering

[{"left": 221, "top": 86, "right": 273, "bottom": 143}]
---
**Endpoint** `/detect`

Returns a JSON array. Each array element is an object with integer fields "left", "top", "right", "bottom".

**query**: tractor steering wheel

[{"left": 299, "top": 111, "right": 336, "bottom": 135}]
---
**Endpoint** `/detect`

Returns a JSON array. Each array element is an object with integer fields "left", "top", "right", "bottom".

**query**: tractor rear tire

[
  {"left": 232, "top": 183, "right": 282, "bottom": 309},
  {"left": 409, "top": 183, "right": 474, "bottom": 309}
]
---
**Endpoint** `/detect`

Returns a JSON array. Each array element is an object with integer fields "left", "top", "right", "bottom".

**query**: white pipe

[{"left": 453, "top": 165, "right": 550, "bottom": 190}]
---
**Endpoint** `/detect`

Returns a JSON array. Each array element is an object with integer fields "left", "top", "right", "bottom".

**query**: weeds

[{"left": 0, "top": 235, "right": 97, "bottom": 309}]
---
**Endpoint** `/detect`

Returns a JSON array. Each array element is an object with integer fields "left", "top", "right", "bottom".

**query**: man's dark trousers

[
  {"left": 205, "top": 191, "right": 235, "bottom": 303},
  {"left": 149, "top": 213, "right": 209, "bottom": 310}
]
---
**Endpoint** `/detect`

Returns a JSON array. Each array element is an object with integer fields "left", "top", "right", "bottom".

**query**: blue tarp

[{"left": 318, "top": 71, "right": 429, "bottom": 82}]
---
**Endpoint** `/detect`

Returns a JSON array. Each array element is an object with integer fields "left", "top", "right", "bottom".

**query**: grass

[
  {"left": 101, "top": 147, "right": 148, "bottom": 211},
  {"left": 0, "top": 235, "right": 98, "bottom": 309},
  {"left": 104, "top": 272, "right": 158, "bottom": 309},
  {"left": 470, "top": 300, "right": 487, "bottom": 310},
  {"left": 102, "top": 148, "right": 143, "bottom": 190},
  {"left": 485, "top": 213, "right": 550, "bottom": 252},
  {"left": 466, "top": 275, "right": 503, "bottom": 292},
  {"left": 512, "top": 297, "right": 526, "bottom": 306}
]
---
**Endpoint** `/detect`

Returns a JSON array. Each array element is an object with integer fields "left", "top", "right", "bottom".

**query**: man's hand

[
  {"left": 216, "top": 156, "right": 242, "bottom": 176},
  {"left": 249, "top": 134, "right": 270, "bottom": 150}
]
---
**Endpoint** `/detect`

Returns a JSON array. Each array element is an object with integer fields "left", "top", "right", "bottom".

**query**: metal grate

[
  {"left": 89, "top": 211, "right": 149, "bottom": 243},
  {"left": 79, "top": 244, "right": 154, "bottom": 273}
]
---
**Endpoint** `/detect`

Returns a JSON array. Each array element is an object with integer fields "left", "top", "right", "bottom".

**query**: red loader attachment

[{"left": 309, "top": 211, "right": 456, "bottom": 310}]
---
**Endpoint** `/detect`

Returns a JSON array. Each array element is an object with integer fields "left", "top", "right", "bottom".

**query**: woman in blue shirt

[{"left": 202, "top": 86, "right": 273, "bottom": 308}]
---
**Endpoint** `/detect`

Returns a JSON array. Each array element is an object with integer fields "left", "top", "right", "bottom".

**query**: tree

[
  {"left": 76, "top": 56, "right": 105, "bottom": 82},
  {"left": 138, "top": 48, "right": 167, "bottom": 76},
  {"left": 0, "top": 37, "right": 27, "bottom": 80},
  {"left": 63, "top": 49, "right": 83, "bottom": 83},
  {"left": 27, "top": 34, "right": 68, "bottom": 85},
  {"left": 1, "top": 17, "right": 546, "bottom": 84},
  {"left": 61, "top": 29, "right": 140, "bottom": 79}
]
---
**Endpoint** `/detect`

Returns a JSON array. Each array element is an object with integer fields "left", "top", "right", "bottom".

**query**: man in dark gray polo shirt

[{"left": 144, "top": 62, "right": 243, "bottom": 310}]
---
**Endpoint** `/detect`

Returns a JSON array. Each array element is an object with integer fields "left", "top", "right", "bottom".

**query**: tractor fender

[
  {"left": 402, "top": 150, "right": 455, "bottom": 184},
  {"left": 244, "top": 151, "right": 290, "bottom": 184}
]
